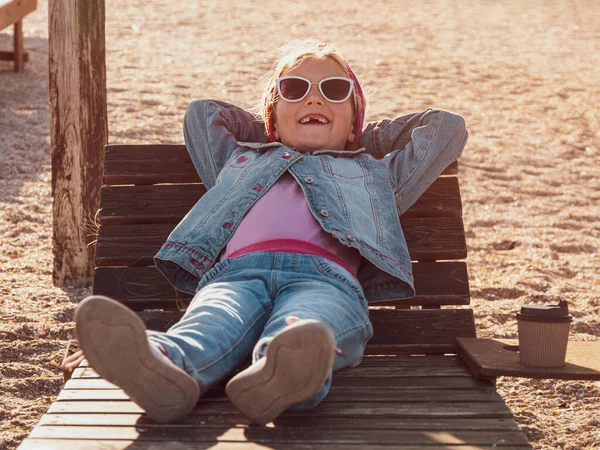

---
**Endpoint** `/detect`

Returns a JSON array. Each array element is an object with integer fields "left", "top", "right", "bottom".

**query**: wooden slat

[
  {"left": 57, "top": 388, "right": 501, "bottom": 403},
  {"left": 402, "top": 217, "right": 466, "bottom": 261},
  {"left": 367, "top": 309, "right": 476, "bottom": 354},
  {"left": 133, "top": 308, "right": 476, "bottom": 353},
  {"left": 70, "top": 363, "right": 472, "bottom": 381},
  {"left": 64, "top": 374, "right": 494, "bottom": 391},
  {"left": 99, "top": 184, "right": 207, "bottom": 225},
  {"left": 46, "top": 399, "right": 513, "bottom": 418},
  {"left": 18, "top": 440, "right": 531, "bottom": 450},
  {"left": 28, "top": 425, "right": 529, "bottom": 446},
  {"left": 103, "top": 144, "right": 458, "bottom": 185},
  {"left": 70, "top": 355, "right": 475, "bottom": 378},
  {"left": 398, "top": 175, "right": 462, "bottom": 218},
  {"left": 94, "top": 217, "right": 466, "bottom": 267},
  {"left": 38, "top": 414, "right": 520, "bottom": 431},
  {"left": 63, "top": 309, "right": 475, "bottom": 355},
  {"left": 98, "top": 177, "right": 461, "bottom": 226},
  {"left": 71, "top": 355, "right": 478, "bottom": 379},
  {"left": 92, "top": 261, "right": 469, "bottom": 309},
  {"left": 103, "top": 145, "right": 196, "bottom": 185},
  {"left": 149, "top": 308, "right": 475, "bottom": 354},
  {"left": 409, "top": 261, "right": 470, "bottom": 305},
  {"left": 72, "top": 354, "right": 465, "bottom": 369},
  {"left": 92, "top": 266, "right": 181, "bottom": 307}
]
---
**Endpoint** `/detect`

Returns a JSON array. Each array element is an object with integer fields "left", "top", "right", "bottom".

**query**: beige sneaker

[
  {"left": 226, "top": 319, "right": 335, "bottom": 425},
  {"left": 75, "top": 295, "right": 200, "bottom": 423}
]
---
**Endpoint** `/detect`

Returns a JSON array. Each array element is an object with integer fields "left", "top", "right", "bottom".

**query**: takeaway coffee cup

[{"left": 517, "top": 300, "right": 572, "bottom": 368}]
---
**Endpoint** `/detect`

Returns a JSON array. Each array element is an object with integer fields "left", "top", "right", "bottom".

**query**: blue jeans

[{"left": 147, "top": 252, "right": 373, "bottom": 411}]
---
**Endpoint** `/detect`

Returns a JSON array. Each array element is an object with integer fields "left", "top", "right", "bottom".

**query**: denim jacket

[{"left": 154, "top": 100, "right": 468, "bottom": 303}]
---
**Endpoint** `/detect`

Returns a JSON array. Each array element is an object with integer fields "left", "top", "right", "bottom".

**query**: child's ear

[
  {"left": 272, "top": 117, "right": 280, "bottom": 140},
  {"left": 347, "top": 126, "right": 355, "bottom": 144}
]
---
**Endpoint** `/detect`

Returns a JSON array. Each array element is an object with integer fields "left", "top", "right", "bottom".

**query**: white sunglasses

[{"left": 276, "top": 76, "right": 354, "bottom": 103}]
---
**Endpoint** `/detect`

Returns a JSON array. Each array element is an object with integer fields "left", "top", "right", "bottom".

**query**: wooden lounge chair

[
  {"left": 18, "top": 144, "right": 534, "bottom": 449},
  {"left": 0, "top": 0, "right": 36, "bottom": 71}
]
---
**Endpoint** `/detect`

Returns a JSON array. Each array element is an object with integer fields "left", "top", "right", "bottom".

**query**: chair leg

[{"left": 14, "top": 20, "right": 24, "bottom": 71}]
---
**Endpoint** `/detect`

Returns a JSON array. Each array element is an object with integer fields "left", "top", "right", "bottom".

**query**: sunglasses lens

[
  {"left": 321, "top": 78, "right": 352, "bottom": 101},
  {"left": 278, "top": 78, "right": 310, "bottom": 101}
]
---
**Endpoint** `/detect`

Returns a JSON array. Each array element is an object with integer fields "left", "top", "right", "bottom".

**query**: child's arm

[
  {"left": 183, "top": 100, "right": 268, "bottom": 189},
  {"left": 361, "top": 109, "right": 468, "bottom": 214}
]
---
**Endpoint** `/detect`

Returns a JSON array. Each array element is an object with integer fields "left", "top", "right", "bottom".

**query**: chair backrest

[{"left": 93, "top": 144, "right": 476, "bottom": 354}]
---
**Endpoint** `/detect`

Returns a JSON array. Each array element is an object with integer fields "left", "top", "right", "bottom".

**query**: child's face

[{"left": 273, "top": 58, "right": 355, "bottom": 152}]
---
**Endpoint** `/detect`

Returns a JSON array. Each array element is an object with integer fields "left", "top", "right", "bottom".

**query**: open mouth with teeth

[{"left": 299, "top": 114, "right": 330, "bottom": 125}]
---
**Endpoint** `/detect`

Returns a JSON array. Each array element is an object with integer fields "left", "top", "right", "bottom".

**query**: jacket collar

[
  {"left": 237, "top": 141, "right": 282, "bottom": 152},
  {"left": 237, "top": 141, "right": 367, "bottom": 157},
  {"left": 312, "top": 147, "right": 367, "bottom": 156}
]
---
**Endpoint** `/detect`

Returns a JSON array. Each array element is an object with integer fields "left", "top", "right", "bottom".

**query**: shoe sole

[
  {"left": 75, "top": 295, "right": 200, "bottom": 423},
  {"left": 226, "top": 320, "right": 335, "bottom": 425}
]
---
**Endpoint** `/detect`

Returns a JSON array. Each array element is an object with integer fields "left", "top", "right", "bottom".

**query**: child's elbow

[
  {"left": 451, "top": 112, "right": 467, "bottom": 142},
  {"left": 186, "top": 99, "right": 210, "bottom": 118},
  {"left": 436, "top": 110, "right": 468, "bottom": 158},
  {"left": 435, "top": 109, "right": 467, "bottom": 135}
]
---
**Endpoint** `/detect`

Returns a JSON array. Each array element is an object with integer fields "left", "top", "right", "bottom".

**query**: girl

[{"left": 65, "top": 39, "right": 468, "bottom": 425}]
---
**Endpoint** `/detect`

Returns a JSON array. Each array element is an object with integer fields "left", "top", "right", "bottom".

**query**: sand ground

[{"left": 1, "top": 0, "right": 599, "bottom": 448}]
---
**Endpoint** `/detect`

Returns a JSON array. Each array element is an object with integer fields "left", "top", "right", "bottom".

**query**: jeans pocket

[
  {"left": 195, "top": 257, "right": 237, "bottom": 293},
  {"left": 311, "top": 256, "right": 368, "bottom": 308}
]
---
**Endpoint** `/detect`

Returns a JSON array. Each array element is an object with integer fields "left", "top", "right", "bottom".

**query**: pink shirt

[{"left": 221, "top": 172, "right": 360, "bottom": 276}]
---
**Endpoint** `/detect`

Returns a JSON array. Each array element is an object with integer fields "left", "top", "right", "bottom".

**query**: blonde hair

[{"left": 258, "top": 39, "right": 359, "bottom": 134}]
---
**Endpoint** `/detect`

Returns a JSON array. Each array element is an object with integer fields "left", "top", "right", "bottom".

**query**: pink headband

[{"left": 265, "top": 60, "right": 365, "bottom": 151}]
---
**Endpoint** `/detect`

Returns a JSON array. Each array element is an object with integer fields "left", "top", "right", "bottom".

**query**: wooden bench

[
  {"left": 18, "top": 144, "right": 533, "bottom": 449},
  {"left": 0, "top": 0, "right": 35, "bottom": 71}
]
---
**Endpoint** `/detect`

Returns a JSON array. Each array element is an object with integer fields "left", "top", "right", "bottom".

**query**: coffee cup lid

[{"left": 518, "top": 300, "right": 572, "bottom": 319}]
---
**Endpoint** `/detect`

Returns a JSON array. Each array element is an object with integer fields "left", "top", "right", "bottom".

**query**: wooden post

[
  {"left": 49, "top": 0, "right": 107, "bottom": 287},
  {"left": 13, "top": 20, "right": 23, "bottom": 71}
]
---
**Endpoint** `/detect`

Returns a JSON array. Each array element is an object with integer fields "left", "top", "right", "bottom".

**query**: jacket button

[
  {"left": 347, "top": 235, "right": 357, "bottom": 242},
  {"left": 304, "top": 176, "right": 314, "bottom": 184},
  {"left": 320, "top": 209, "right": 329, "bottom": 218}
]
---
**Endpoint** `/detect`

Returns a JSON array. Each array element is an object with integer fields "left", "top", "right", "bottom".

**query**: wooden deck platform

[
  {"left": 20, "top": 354, "right": 531, "bottom": 449},
  {"left": 18, "top": 144, "right": 534, "bottom": 449}
]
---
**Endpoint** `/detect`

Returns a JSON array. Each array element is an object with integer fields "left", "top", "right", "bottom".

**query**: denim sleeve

[
  {"left": 361, "top": 109, "right": 468, "bottom": 215},
  {"left": 183, "top": 99, "right": 269, "bottom": 189}
]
